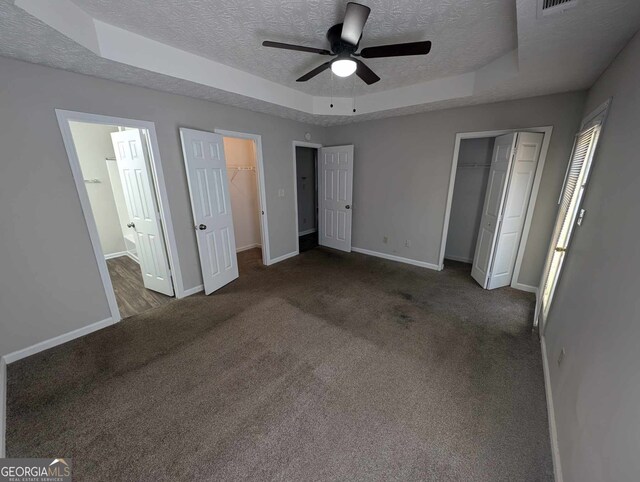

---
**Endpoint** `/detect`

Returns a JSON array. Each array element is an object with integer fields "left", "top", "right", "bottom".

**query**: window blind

[{"left": 538, "top": 124, "right": 602, "bottom": 330}]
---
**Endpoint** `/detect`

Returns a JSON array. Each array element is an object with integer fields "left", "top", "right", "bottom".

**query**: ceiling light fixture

[{"left": 331, "top": 58, "right": 357, "bottom": 77}]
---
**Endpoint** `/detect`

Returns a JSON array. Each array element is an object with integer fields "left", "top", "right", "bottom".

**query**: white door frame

[
  {"left": 214, "top": 129, "right": 270, "bottom": 266},
  {"left": 292, "top": 141, "right": 323, "bottom": 254},
  {"left": 56, "top": 109, "right": 185, "bottom": 325},
  {"left": 439, "top": 126, "right": 553, "bottom": 292}
]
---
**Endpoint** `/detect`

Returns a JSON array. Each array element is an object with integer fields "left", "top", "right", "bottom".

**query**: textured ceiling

[
  {"left": 69, "top": 0, "right": 517, "bottom": 96},
  {"left": 1, "top": 0, "right": 640, "bottom": 125}
]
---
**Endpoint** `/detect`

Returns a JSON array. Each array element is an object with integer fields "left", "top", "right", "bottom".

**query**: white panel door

[
  {"left": 318, "top": 145, "right": 354, "bottom": 252},
  {"left": 111, "top": 129, "right": 174, "bottom": 296},
  {"left": 180, "top": 128, "right": 238, "bottom": 295},
  {"left": 471, "top": 133, "right": 517, "bottom": 288},
  {"left": 487, "top": 132, "right": 543, "bottom": 289}
]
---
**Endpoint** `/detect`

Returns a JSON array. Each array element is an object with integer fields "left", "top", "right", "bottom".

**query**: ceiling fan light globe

[{"left": 331, "top": 59, "right": 357, "bottom": 77}]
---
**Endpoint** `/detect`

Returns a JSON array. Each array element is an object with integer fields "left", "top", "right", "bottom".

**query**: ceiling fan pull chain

[
  {"left": 330, "top": 70, "right": 334, "bottom": 108},
  {"left": 352, "top": 74, "right": 357, "bottom": 113}
]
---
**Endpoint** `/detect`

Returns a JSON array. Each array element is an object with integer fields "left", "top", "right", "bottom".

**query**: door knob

[
  {"left": 127, "top": 222, "right": 135, "bottom": 228},
  {"left": 554, "top": 247, "right": 567, "bottom": 252},
  {"left": 345, "top": 205, "right": 351, "bottom": 210},
  {"left": 197, "top": 224, "right": 207, "bottom": 230}
]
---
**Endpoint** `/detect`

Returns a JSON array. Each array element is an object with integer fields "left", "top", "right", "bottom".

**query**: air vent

[{"left": 538, "top": 0, "right": 579, "bottom": 17}]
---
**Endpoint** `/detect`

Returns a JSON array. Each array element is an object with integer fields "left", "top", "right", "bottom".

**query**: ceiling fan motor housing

[{"left": 327, "top": 23, "right": 359, "bottom": 56}]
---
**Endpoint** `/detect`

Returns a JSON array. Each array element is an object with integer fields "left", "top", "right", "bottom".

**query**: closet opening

[
  {"left": 57, "top": 111, "right": 182, "bottom": 321},
  {"left": 440, "top": 127, "right": 552, "bottom": 292},
  {"left": 220, "top": 134, "right": 265, "bottom": 266},
  {"left": 293, "top": 142, "right": 322, "bottom": 253}
]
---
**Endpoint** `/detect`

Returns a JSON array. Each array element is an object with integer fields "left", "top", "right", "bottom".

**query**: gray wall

[
  {"left": 0, "top": 56, "right": 324, "bottom": 357},
  {"left": 445, "top": 137, "right": 494, "bottom": 263},
  {"left": 296, "top": 147, "right": 317, "bottom": 234},
  {"left": 544, "top": 31, "right": 640, "bottom": 482},
  {"left": 325, "top": 91, "right": 586, "bottom": 285}
]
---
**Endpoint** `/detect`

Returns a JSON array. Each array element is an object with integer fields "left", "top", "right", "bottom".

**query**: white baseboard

[
  {"left": 541, "top": 336, "right": 563, "bottom": 482},
  {"left": 2, "top": 318, "right": 116, "bottom": 365},
  {"left": 0, "top": 357, "right": 6, "bottom": 458},
  {"left": 269, "top": 251, "right": 298, "bottom": 265},
  {"left": 236, "top": 243, "right": 261, "bottom": 253},
  {"left": 512, "top": 282, "right": 539, "bottom": 294},
  {"left": 298, "top": 228, "right": 317, "bottom": 236},
  {"left": 351, "top": 247, "right": 441, "bottom": 271},
  {"left": 443, "top": 254, "right": 473, "bottom": 264},
  {"left": 181, "top": 284, "right": 204, "bottom": 297},
  {"left": 104, "top": 251, "right": 139, "bottom": 264},
  {"left": 104, "top": 251, "right": 128, "bottom": 260}
]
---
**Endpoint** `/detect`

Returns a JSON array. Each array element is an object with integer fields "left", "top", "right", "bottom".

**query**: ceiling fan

[{"left": 262, "top": 2, "right": 432, "bottom": 85}]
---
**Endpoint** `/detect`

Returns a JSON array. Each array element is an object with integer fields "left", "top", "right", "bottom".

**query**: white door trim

[
  {"left": 214, "top": 129, "right": 271, "bottom": 266},
  {"left": 292, "top": 141, "right": 323, "bottom": 254},
  {"left": 439, "top": 126, "right": 553, "bottom": 290},
  {"left": 56, "top": 110, "right": 185, "bottom": 320}
]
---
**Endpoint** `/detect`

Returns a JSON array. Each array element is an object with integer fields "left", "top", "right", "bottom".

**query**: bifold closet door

[
  {"left": 487, "top": 132, "right": 543, "bottom": 289},
  {"left": 471, "top": 132, "right": 544, "bottom": 290},
  {"left": 111, "top": 129, "right": 174, "bottom": 296},
  {"left": 471, "top": 133, "right": 517, "bottom": 289},
  {"left": 180, "top": 128, "right": 239, "bottom": 295}
]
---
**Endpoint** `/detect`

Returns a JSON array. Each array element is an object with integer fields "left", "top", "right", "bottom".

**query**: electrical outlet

[
  {"left": 405, "top": 240, "right": 411, "bottom": 247},
  {"left": 383, "top": 236, "right": 388, "bottom": 244},
  {"left": 278, "top": 188, "right": 285, "bottom": 198},
  {"left": 557, "top": 348, "right": 566, "bottom": 366}
]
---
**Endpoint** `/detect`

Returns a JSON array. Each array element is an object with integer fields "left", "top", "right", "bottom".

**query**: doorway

[
  {"left": 293, "top": 142, "right": 355, "bottom": 254},
  {"left": 440, "top": 127, "right": 553, "bottom": 292},
  {"left": 216, "top": 129, "right": 270, "bottom": 267},
  {"left": 295, "top": 145, "right": 319, "bottom": 252},
  {"left": 57, "top": 111, "right": 182, "bottom": 321},
  {"left": 179, "top": 128, "right": 269, "bottom": 295},
  {"left": 293, "top": 141, "right": 322, "bottom": 253},
  {"left": 222, "top": 135, "right": 263, "bottom": 260}
]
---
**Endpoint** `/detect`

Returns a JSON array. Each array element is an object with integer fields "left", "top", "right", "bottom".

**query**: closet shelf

[{"left": 228, "top": 166, "right": 255, "bottom": 171}]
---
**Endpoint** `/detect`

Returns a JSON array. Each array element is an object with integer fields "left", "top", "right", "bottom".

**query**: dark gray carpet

[{"left": 6, "top": 249, "right": 553, "bottom": 481}]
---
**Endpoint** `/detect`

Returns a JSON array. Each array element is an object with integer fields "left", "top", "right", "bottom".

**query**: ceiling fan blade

[
  {"left": 297, "top": 61, "right": 333, "bottom": 82},
  {"left": 354, "top": 58, "right": 380, "bottom": 85},
  {"left": 360, "top": 41, "right": 432, "bottom": 58},
  {"left": 262, "top": 41, "right": 332, "bottom": 56},
  {"left": 341, "top": 2, "right": 371, "bottom": 46}
]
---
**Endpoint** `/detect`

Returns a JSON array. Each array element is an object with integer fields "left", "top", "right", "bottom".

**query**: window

[{"left": 537, "top": 108, "right": 606, "bottom": 331}]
